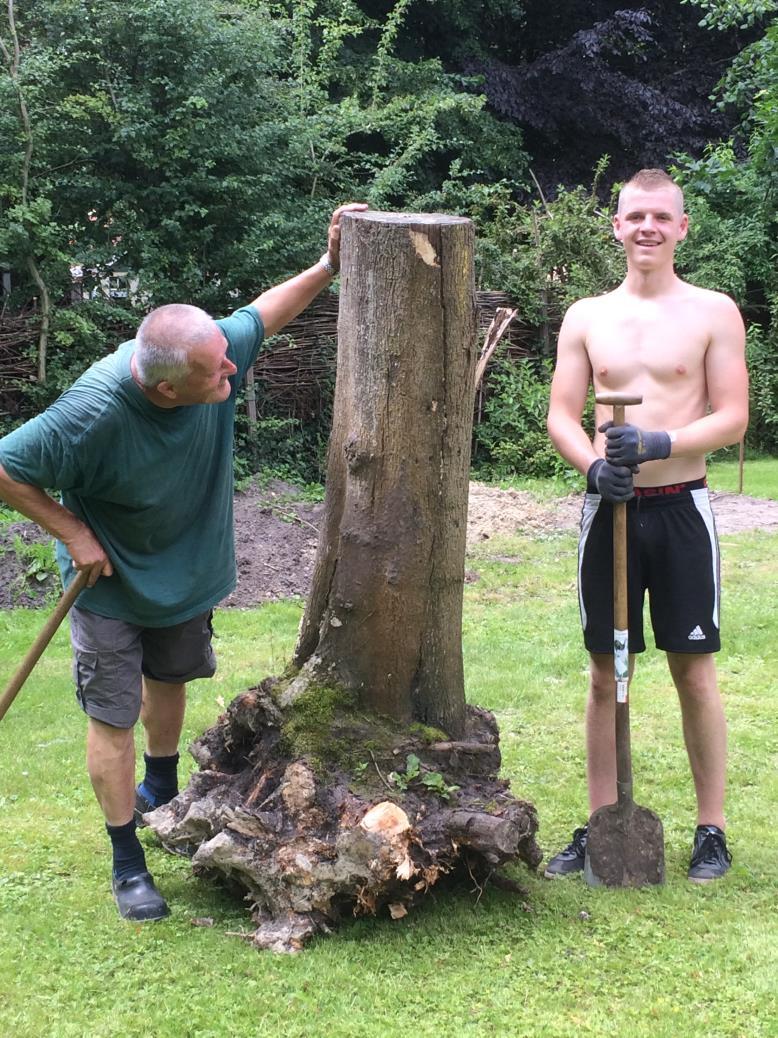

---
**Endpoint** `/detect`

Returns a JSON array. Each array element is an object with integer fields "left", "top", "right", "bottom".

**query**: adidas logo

[{"left": 687, "top": 625, "right": 705, "bottom": 641}]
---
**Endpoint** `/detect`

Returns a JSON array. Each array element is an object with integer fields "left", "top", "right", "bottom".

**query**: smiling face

[{"left": 612, "top": 183, "right": 688, "bottom": 270}]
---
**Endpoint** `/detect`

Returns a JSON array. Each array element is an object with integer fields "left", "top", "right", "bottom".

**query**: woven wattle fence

[
  {"left": 254, "top": 290, "right": 529, "bottom": 419},
  {"left": 0, "top": 309, "right": 36, "bottom": 382},
  {"left": 1, "top": 291, "right": 530, "bottom": 423}
]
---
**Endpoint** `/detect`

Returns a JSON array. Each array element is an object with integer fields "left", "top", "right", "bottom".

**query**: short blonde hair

[{"left": 617, "top": 169, "right": 684, "bottom": 215}]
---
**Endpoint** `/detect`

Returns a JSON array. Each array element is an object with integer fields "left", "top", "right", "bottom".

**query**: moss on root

[
  {"left": 279, "top": 684, "right": 358, "bottom": 766},
  {"left": 277, "top": 679, "right": 454, "bottom": 782},
  {"left": 409, "top": 722, "right": 449, "bottom": 743}
]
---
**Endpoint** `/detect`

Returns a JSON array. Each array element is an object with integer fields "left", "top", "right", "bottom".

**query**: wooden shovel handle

[
  {"left": 595, "top": 392, "right": 643, "bottom": 408},
  {"left": 612, "top": 403, "right": 629, "bottom": 631},
  {"left": 0, "top": 568, "right": 90, "bottom": 723},
  {"left": 606, "top": 399, "right": 642, "bottom": 808}
]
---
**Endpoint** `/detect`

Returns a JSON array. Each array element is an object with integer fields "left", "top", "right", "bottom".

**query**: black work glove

[
  {"left": 599, "top": 422, "right": 672, "bottom": 467},
  {"left": 587, "top": 459, "right": 635, "bottom": 503}
]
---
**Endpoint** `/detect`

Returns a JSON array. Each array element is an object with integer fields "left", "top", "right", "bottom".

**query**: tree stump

[
  {"left": 296, "top": 212, "right": 478, "bottom": 735},
  {"left": 147, "top": 212, "right": 541, "bottom": 952}
]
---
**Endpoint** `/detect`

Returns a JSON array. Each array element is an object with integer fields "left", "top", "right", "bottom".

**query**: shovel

[
  {"left": 583, "top": 392, "right": 664, "bottom": 888},
  {"left": 0, "top": 568, "right": 89, "bottom": 723}
]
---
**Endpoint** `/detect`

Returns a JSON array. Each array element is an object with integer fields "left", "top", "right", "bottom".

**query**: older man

[{"left": 0, "top": 203, "right": 366, "bottom": 921}]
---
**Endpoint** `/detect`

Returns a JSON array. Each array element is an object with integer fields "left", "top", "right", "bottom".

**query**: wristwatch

[{"left": 319, "top": 252, "right": 338, "bottom": 277}]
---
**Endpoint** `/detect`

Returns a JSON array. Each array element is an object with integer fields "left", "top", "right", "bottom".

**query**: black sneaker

[
  {"left": 544, "top": 825, "right": 588, "bottom": 878},
  {"left": 688, "top": 825, "right": 732, "bottom": 883}
]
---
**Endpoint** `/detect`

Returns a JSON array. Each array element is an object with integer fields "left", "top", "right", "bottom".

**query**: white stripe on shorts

[
  {"left": 578, "top": 493, "right": 601, "bottom": 633},
  {"left": 691, "top": 487, "right": 720, "bottom": 631}
]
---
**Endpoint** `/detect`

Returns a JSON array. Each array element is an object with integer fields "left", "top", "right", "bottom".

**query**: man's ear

[
  {"left": 612, "top": 214, "right": 624, "bottom": 242},
  {"left": 156, "top": 380, "right": 179, "bottom": 401},
  {"left": 677, "top": 213, "right": 689, "bottom": 242}
]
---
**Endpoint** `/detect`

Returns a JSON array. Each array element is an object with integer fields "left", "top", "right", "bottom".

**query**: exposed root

[{"left": 146, "top": 679, "right": 540, "bottom": 952}]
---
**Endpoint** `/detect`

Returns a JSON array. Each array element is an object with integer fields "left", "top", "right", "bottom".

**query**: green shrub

[
  {"left": 473, "top": 357, "right": 586, "bottom": 481},
  {"left": 745, "top": 319, "right": 778, "bottom": 453},
  {"left": 233, "top": 408, "right": 330, "bottom": 487}
]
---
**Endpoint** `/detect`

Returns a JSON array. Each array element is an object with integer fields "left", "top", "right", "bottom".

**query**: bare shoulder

[
  {"left": 682, "top": 281, "right": 742, "bottom": 319},
  {"left": 561, "top": 290, "right": 614, "bottom": 327}
]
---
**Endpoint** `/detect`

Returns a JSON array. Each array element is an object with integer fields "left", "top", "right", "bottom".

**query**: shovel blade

[{"left": 584, "top": 801, "right": 664, "bottom": 888}]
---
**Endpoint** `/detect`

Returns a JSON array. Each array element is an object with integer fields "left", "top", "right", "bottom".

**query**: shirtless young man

[{"left": 545, "top": 168, "right": 748, "bottom": 882}]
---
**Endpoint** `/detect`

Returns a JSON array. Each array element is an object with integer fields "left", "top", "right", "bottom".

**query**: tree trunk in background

[{"left": 295, "top": 211, "right": 477, "bottom": 737}]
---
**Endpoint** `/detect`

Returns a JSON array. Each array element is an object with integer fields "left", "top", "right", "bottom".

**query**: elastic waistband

[{"left": 633, "top": 477, "right": 707, "bottom": 497}]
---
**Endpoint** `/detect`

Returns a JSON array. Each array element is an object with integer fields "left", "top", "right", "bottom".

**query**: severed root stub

[{"left": 144, "top": 677, "right": 541, "bottom": 953}]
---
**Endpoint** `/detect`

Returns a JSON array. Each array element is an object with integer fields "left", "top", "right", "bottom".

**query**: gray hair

[{"left": 134, "top": 303, "right": 216, "bottom": 388}]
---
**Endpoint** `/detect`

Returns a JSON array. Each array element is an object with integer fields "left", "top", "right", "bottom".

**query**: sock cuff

[
  {"left": 143, "top": 751, "right": 180, "bottom": 766},
  {"left": 106, "top": 818, "right": 137, "bottom": 838}
]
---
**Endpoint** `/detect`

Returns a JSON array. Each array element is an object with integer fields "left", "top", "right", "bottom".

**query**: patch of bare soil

[
  {"left": 222, "top": 480, "right": 323, "bottom": 608},
  {"left": 2, "top": 480, "right": 777, "bottom": 611}
]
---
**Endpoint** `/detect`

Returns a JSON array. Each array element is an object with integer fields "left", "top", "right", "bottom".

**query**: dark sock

[
  {"left": 107, "top": 819, "right": 147, "bottom": 881},
  {"left": 138, "top": 751, "right": 179, "bottom": 806}
]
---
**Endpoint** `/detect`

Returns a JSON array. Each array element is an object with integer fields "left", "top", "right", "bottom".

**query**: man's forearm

[
  {"left": 0, "top": 464, "right": 84, "bottom": 543},
  {"left": 0, "top": 464, "right": 111, "bottom": 581},
  {"left": 547, "top": 413, "right": 599, "bottom": 476},
  {"left": 250, "top": 261, "right": 333, "bottom": 338},
  {"left": 668, "top": 406, "right": 749, "bottom": 458}
]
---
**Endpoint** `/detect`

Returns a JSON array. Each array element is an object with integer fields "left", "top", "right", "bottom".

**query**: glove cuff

[
  {"left": 653, "top": 430, "right": 672, "bottom": 460},
  {"left": 586, "top": 459, "right": 604, "bottom": 492}
]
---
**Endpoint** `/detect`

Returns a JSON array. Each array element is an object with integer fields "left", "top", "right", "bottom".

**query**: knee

[
  {"left": 87, "top": 717, "right": 134, "bottom": 763},
  {"left": 588, "top": 658, "right": 615, "bottom": 705},
  {"left": 677, "top": 675, "right": 718, "bottom": 708},
  {"left": 669, "top": 655, "right": 718, "bottom": 705}
]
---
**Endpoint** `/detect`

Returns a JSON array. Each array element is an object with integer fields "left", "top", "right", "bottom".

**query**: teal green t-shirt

[{"left": 0, "top": 306, "right": 264, "bottom": 626}]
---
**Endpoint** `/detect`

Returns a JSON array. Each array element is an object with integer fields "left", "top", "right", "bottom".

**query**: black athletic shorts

[{"left": 578, "top": 478, "right": 721, "bottom": 655}]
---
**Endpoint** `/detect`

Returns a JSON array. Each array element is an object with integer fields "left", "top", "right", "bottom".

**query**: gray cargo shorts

[{"left": 69, "top": 606, "right": 217, "bottom": 729}]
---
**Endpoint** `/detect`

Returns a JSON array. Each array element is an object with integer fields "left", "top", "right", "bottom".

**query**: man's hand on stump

[{"left": 323, "top": 203, "right": 368, "bottom": 275}]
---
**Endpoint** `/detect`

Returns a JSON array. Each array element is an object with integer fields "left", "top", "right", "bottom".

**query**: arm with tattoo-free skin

[
  {"left": 0, "top": 464, "right": 111, "bottom": 585},
  {"left": 250, "top": 203, "right": 368, "bottom": 337},
  {"left": 547, "top": 299, "right": 635, "bottom": 502}
]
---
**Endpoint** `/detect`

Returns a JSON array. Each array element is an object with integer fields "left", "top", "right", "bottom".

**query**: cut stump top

[{"left": 343, "top": 210, "right": 472, "bottom": 227}]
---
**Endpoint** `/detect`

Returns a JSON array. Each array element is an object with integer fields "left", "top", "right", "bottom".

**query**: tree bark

[{"left": 295, "top": 211, "right": 477, "bottom": 736}]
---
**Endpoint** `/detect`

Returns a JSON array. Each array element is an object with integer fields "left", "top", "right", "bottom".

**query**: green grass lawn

[
  {"left": 1, "top": 483, "right": 777, "bottom": 1037},
  {"left": 707, "top": 451, "right": 778, "bottom": 498}
]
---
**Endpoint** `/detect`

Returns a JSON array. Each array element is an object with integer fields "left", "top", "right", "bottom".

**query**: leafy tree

[
  {"left": 1, "top": 0, "right": 528, "bottom": 483},
  {"left": 675, "top": 1, "right": 777, "bottom": 452}
]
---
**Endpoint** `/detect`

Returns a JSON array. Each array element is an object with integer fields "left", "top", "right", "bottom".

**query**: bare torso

[{"left": 584, "top": 280, "right": 718, "bottom": 485}]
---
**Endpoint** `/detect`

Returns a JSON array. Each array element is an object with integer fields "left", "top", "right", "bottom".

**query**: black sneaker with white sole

[
  {"left": 688, "top": 825, "right": 732, "bottom": 882},
  {"left": 544, "top": 825, "right": 588, "bottom": 878}
]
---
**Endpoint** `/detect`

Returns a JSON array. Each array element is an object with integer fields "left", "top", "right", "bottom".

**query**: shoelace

[
  {"left": 694, "top": 832, "right": 731, "bottom": 866},
  {"left": 570, "top": 828, "right": 588, "bottom": 855}
]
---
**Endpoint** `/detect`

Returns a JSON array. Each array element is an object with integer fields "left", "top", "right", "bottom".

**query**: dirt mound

[
  {"left": 2, "top": 480, "right": 777, "bottom": 610},
  {"left": 466, "top": 482, "right": 581, "bottom": 544}
]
